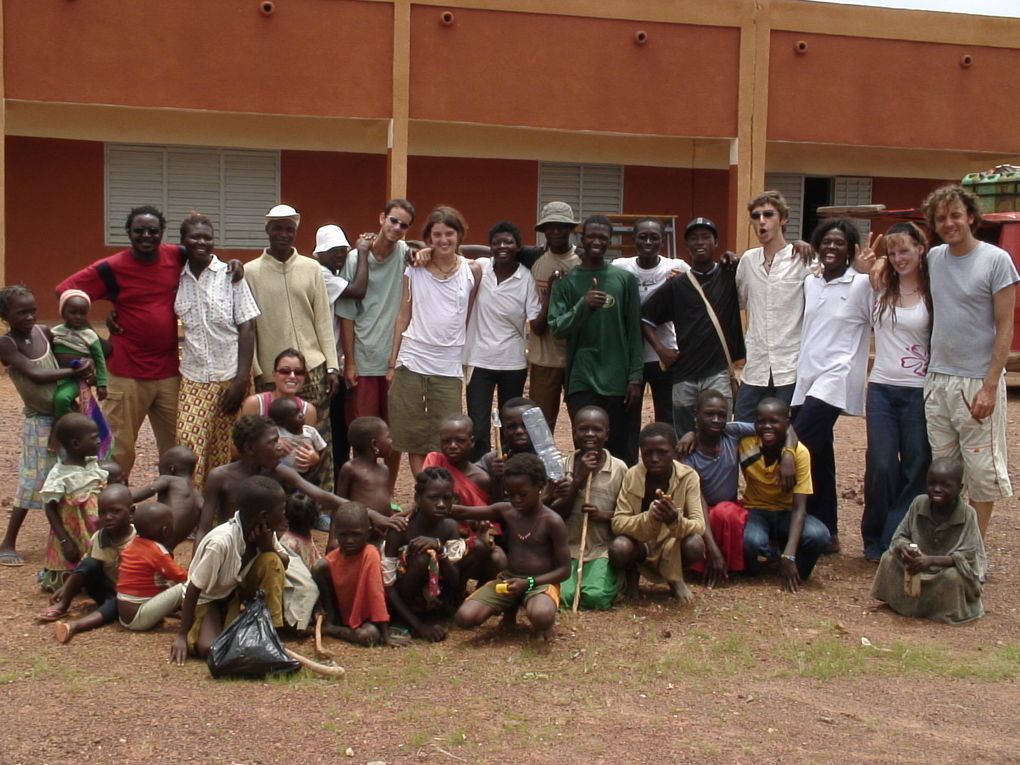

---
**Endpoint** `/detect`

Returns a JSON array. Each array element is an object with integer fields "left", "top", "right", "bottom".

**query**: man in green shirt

[{"left": 549, "top": 215, "right": 643, "bottom": 465}]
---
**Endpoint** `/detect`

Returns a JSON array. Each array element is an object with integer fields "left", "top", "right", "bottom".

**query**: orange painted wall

[
  {"left": 768, "top": 32, "right": 1020, "bottom": 154},
  {"left": 870, "top": 176, "right": 954, "bottom": 233},
  {"left": 624, "top": 166, "right": 731, "bottom": 255},
  {"left": 409, "top": 8, "right": 739, "bottom": 137},
  {"left": 4, "top": 0, "right": 392, "bottom": 118},
  {"left": 279, "top": 150, "right": 388, "bottom": 257},
  {"left": 406, "top": 157, "right": 539, "bottom": 243}
]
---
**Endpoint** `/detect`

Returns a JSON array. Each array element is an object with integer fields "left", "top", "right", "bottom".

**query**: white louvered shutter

[
  {"left": 833, "top": 176, "right": 873, "bottom": 241},
  {"left": 106, "top": 146, "right": 166, "bottom": 246},
  {"left": 764, "top": 173, "right": 804, "bottom": 243},
  {"left": 537, "top": 162, "right": 624, "bottom": 245}
]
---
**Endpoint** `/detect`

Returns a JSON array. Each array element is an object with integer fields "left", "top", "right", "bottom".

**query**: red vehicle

[{"left": 818, "top": 205, "right": 1020, "bottom": 383}]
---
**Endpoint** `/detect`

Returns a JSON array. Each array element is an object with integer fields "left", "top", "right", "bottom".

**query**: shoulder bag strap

[{"left": 686, "top": 269, "right": 734, "bottom": 370}]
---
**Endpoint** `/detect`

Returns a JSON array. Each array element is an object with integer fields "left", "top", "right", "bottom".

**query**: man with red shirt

[{"left": 57, "top": 206, "right": 184, "bottom": 480}]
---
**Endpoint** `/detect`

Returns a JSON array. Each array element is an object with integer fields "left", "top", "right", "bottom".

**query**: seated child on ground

[
  {"left": 424, "top": 413, "right": 505, "bottom": 584},
  {"left": 268, "top": 396, "right": 326, "bottom": 480},
  {"left": 280, "top": 492, "right": 322, "bottom": 571},
  {"left": 383, "top": 468, "right": 466, "bottom": 642},
  {"left": 312, "top": 503, "right": 394, "bottom": 647},
  {"left": 453, "top": 454, "right": 571, "bottom": 639},
  {"left": 609, "top": 423, "right": 705, "bottom": 604},
  {"left": 870, "top": 458, "right": 985, "bottom": 625},
  {"left": 117, "top": 501, "right": 188, "bottom": 631},
  {"left": 550, "top": 406, "right": 625, "bottom": 610},
  {"left": 42, "top": 483, "right": 135, "bottom": 643},
  {"left": 737, "top": 398, "right": 829, "bottom": 592},
  {"left": 170, "top": 475, "right": 290, "bottom": 664},
  {"left": 50, "top": 289, "right": 108, "bottom": 418},
  {"left": 334, "top": 416, "right": 397, "bottom": 539},
  {"left": 475, "top": 397, "right": 539, "bottom": 502},
  {"left": 39, "top": 413, "right": 108, "bottom": 592},
  {"left": 132, "top": 445, "right": 202, "bottom": 549}
]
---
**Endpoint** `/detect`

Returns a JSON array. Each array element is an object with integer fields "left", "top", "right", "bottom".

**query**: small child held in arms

[
  {"left": 0, "top": 285, "right": 94, "bottom": 567},
  {"left": 550, "top": 406, "right": 626, "bottom": 611},
  {"left": 609, "top": 423, "right": 706, "bottom": 604},
  {"left": 453, "top": 453, "right": 571, "bottom": 639},
  {"left": 280, "top": 493, "right": 322, "bottom": 571},
  {"left": 312, "top": 503, "right": 394, "bottom": 647},
  {"left": 132, "top": 445, "right": 202, "bottom": 549},
  {"left": 117, "top": 502, "right": 189, "bottom": 631},
  {"left": 383, "top": 468, "right": 466, "bottom": 642},
  {"left": 39, "top": 413, "right": 109, "bottom": 592},
  {"left": 871, "top": 458, "right": 986, "bottom": 624},
  {"left": 50, "top": 289, "right": 108, "bottom": 418},
  {"left": 269, "top": 396, "right": 326, "bottom": 480},
  {"left": 171, "top": 475, "right": 290, "bottom": 665},
  {"left": 43, "top": 483, "right": 135, "bottom": 644}
]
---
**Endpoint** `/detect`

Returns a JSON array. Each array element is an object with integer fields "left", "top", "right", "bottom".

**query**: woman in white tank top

[
  {"left": 862, "top": 222, "right": 932, "bottom": 560},
  {"left": 387, "top": 206, "right": 481, "bottom": 476}
]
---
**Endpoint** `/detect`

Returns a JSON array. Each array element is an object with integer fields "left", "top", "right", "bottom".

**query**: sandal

[
  {"left": 38, "top": 606, "right": 68, "bottom": 622},
  {"left": 0, "top": 550, "right": 25, "bottom": 567}
]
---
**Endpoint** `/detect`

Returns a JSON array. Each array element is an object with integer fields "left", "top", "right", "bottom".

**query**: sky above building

[{"left": 810, "top": 0, "right": 1019, "bottom": 17}]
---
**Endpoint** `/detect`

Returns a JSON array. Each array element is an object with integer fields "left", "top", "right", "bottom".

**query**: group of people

[{"left": 0, "top": 182, "right": 1013, "bottom": 657}]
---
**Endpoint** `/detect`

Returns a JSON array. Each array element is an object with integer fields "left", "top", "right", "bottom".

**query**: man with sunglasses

[
  {"left": 246, "top": 204, "right": 340, "bottom": 492},
  {"left": 335, "top": 199, "right": 417, "bottom": 493},
  {"left": 733, "top": 191, "right": 813, "bottom": 422}
]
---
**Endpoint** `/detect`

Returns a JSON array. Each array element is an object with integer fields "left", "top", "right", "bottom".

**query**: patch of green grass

[{"left": 787, "top": 636, "right": 869, "bottom": 680}]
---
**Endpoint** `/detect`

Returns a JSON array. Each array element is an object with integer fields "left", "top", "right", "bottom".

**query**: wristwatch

[
  {"left": 780, "top": 553, "right": 796, "bottom": 563},
  {"left": 326, "top": 367, "right": 339, "bottom": 376}
]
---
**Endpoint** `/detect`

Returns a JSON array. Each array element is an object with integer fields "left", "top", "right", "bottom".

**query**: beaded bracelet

[{"left": 526, "top": 575, "right": 536, "bottom": 592}]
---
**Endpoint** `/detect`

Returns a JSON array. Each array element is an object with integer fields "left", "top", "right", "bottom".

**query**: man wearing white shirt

[{"left": 734, "top": 191, "right": 813, "bottom": 422}]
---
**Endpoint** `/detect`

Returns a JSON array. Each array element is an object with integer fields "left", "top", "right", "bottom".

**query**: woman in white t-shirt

[
  {"left": 792, "top": 218, "right": 873, "bottom": 554},
  {"left": 387, "top": 207, "right": 481, "bottom": 476},
  {"left": 463, "top": 221, "right": 541, "bottom": 460},
  {"left": 861, "top": 222, "right": 932, "bottom": 560}
]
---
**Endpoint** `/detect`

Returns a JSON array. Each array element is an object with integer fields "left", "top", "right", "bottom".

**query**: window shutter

[
  {"left": 764, "top": 173, "right": 804, "bottom": 243},
  {"left": 833, "top": 176, "right": 873, "bottom": 241},
  {"left": 106, "top": 144, "right": 280, "bottom": 248},
  {"left": 537, "top": 162, "right": 624, "bottom": 244}
]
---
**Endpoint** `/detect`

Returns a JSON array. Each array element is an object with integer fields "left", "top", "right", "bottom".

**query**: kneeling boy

[
  {"left": 609, "top": 423, "right": 705, "bottom": 603},
  {"left": 454, "top": 454, "right": 570, "bottom": 638},
  {"left": 170, "top": 475, "right": 289, "bottom": 664}
]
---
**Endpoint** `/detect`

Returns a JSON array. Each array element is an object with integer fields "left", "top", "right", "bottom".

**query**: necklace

[
  {"left": 515, "top": 517, "right": 541, "bottom": 542},
  {"left": 432, "top": 257, "right": 459, "bottom": 278},
  {"left": 901, "top": 287, "right": 919, "bottom": 296}
]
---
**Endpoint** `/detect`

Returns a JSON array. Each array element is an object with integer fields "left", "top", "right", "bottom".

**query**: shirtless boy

[
  {"left": 453, "top": 453, "right": 570, "bottom": 638},
  {"left": 383, "top": 467, "right": 464, "bottom": 642},
  {"left": 132, "top": 445, "right": 202, "bottom": 548},
  {"left": 336, "top": 416, "right": 394, "bottom": 519}
]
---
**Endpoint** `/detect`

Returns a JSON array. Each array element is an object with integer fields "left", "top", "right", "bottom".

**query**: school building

[{"left": 2, "top": 0, "right": 1019, "bottom": 313}]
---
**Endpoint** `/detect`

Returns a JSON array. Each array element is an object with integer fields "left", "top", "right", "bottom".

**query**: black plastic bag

[{"left": 206, "top": 590, "right": 300, "bottom": 679}]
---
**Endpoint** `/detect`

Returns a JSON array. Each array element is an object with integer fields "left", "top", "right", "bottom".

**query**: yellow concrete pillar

[
  {"left": 734, "top": 1, "right": 770, "bottom": 254},
  {"left": 0, "top": 0, "right": 6, "bottom": 286},
  {"left": 388, "top": 0, "right": 411, "bottom": 199}
]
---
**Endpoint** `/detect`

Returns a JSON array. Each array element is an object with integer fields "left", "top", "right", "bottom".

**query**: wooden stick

[
  {"left": 572, "top": 472, "right": 594, "bottom": 613},
  {"left": 491, "top": 408, "right": 502, "bottom": 456},
  {"left": 313, "top": 612, "right": 340, "bottom": 659},
  {"left": 285, "top": 647, "right": 346, "bottom": 678}
]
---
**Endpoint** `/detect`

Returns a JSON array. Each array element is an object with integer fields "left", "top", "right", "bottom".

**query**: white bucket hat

[
  {"left": 265, "top": 204, "right": 301, "bottom": 225},
  {"left": 313, "top": 224, "right": 351, "bottom": 254}
]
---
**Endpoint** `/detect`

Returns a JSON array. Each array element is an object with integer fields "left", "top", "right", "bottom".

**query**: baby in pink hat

[{"left": 52, "top": 289, "right": 109, "bottom": 418}]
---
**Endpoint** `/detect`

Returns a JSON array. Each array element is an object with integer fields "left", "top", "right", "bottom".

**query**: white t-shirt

[
  {"left": 927, "top": 241, "right": 1020, "bottom": 379},
  {"left": 791, "top": 269, "right": 872, "bottom": 415},
  {"left": 397, "top": 259, "right": 476, "bottom": 378},
  {"left": 464, "top": 258, "right": 541, "bottom": 371},
  {"left": 869, "top": 298, "right": 930, "bottom": 388},
  {"left": 612, "top": 256, "right": 689, "bottom": 363}
]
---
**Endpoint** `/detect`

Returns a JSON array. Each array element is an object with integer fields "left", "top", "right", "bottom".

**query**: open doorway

[{"left": 802, "top": 176, "right": 834, "bottom": 241}]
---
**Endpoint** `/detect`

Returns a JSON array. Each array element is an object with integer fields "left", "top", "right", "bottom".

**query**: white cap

[
  {"left": 313, "top": 224, "right": 351, "bottom": 254},
  {"left": 265, "top": 204, "right": 301, "bottom": 225}
]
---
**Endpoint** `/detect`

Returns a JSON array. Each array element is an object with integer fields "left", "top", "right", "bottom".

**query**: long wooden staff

[
  {"left": 572, "top": 472, "right": 594, "bottom": 613},
  {"left": 285, "top": 647, "right": 346, "bottom": 678},
  {"left": 491, "top": 408, "right": 502, "bottom": 457}
]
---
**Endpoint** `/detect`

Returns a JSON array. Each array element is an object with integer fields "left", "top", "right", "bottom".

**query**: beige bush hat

[{"left": 535, "top": 201, "right": 579, "bottom": 230}]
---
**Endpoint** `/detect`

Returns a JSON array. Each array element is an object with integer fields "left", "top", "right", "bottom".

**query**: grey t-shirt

[
  {"left": 680, "top": 421, "right": 755, "bottom": 506},
  {"left": 928, "top": 241, "right": 1019, "bottom": 379},
  {"left": 334, "top": 240, "right": 408, "bottom": 376}
]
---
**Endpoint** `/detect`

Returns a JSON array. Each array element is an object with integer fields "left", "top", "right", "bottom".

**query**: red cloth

[
  {"left": 325, "top": 544, "right": 389, "bottom": 629},
  {"left": 116, "top": 536, "right": 188, "bottom": 597},
  {"left": 57, "top": 244, "right": 182, "bottom": 380},
  {"left": 690, "top": 500, "right": 748, "bottom": 573},
  {"left": 422, "top": 452, "right": 490, "bottom": 506}
]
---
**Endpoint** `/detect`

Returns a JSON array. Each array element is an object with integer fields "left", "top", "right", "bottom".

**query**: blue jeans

[
  {"left": 734, "top": 379, "right": 796, "bottom": 423},
  {"left": 743, "top": 509, "right": 830, "bottom": 580},
  {"left": 862, "top": 383, "right": 930, "bottom": 559}
]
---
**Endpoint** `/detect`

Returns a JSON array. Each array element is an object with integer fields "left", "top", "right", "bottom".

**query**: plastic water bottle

[{"left": 521, "top": 406, "right": 565, "bottom": 481}]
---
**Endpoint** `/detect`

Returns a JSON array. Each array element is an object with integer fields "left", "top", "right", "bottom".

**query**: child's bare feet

[
  {"left": 668, "top": 580, "right": 694, "bottom": 605},
  {"left": 54, "top": 621, "right": 74, "bottom": 644}
]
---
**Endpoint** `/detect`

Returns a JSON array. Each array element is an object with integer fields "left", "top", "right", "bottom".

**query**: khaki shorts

[
  {"left": 924, "top": 372, "right": 1012, "bottom": 502},
  {"left": 468, "top": 571, "right": 561, "bottom": 613},
  {"left": 387, "top": 366, "right": 463, "bottom": 454}
]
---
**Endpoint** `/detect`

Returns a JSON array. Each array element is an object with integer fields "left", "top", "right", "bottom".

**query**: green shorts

[
  {"left": 387, "top": 366, "right": 463, "bottom": 454},
  {"left": 560, "top": 557, "right": 619, "bottom": 611},
  {"left": 468, "top": 571, "right": 561, "bottom": 613}
]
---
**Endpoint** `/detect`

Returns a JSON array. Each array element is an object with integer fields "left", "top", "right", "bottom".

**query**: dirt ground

[{"left": 1, "top": 373, "right": 1018, "bottom": 765}]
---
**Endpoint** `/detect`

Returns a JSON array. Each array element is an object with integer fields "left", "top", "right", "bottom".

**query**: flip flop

[
  {"left": 38, "top": 606, "right": 68, "bottom": 622},
  {"left": 0, "top": 550, "right": 25, "bottom": 567}
]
